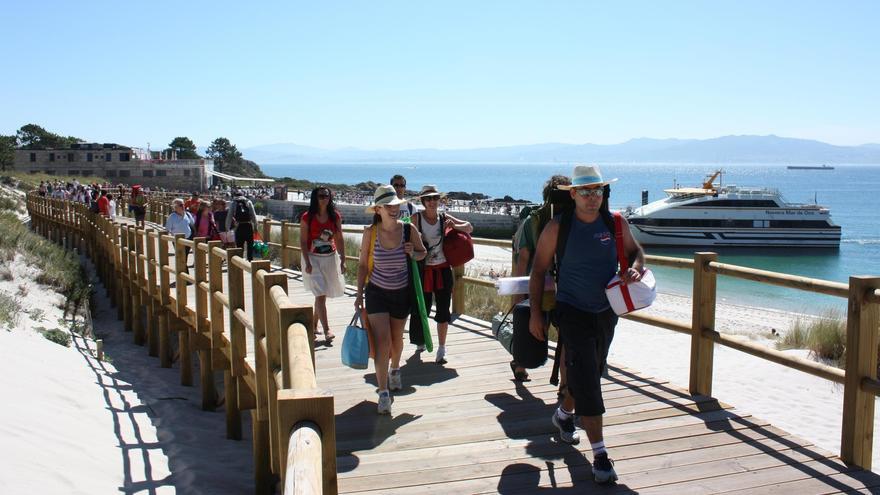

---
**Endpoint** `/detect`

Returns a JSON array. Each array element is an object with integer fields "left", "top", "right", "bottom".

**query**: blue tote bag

[{"left": 341, "top": 312, "right": 370, "bottom": 370}]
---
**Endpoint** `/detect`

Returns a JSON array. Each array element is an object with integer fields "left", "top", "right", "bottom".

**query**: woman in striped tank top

[{"left": 356, "top": 185, "right": 427, "bottom": 415}]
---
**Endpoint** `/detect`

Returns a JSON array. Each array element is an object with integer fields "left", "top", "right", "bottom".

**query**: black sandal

[{"left": 510, "top": 360, "right": 530, "bottom": 382}]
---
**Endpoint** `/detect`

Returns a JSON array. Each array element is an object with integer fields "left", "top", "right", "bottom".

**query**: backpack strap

[
  {"left": 552, "top": 210, "right": 574, "bottom": 283},
  {"left": 613, "top": 212, "right": 629, "bottom": 274}
]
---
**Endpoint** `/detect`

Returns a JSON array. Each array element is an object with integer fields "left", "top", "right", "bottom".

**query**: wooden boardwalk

[{"left": 224, "top": 268, "right": 880, "bottom": 494}]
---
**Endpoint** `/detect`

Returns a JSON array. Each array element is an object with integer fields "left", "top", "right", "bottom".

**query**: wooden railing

[{"left": 26, "top": 194, "right": 337, "bottom": 494}]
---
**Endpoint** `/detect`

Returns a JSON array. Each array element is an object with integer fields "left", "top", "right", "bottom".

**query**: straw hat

[
  {"left": 557, "top": 165, "right": 618, "bottom": 190},
  {"left": 418, "top": 184, "right": 444, "bottom": 198},
  {"left": 365, "top": 184, "right": 407, "bottom": 213}
]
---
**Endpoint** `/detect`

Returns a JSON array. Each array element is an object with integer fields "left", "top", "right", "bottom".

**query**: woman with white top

[
  {"left": 410, "top": 185, "right": 473, "bottom": 364},
  {"left": 355, "top": 185, "right": 426, "bottom": 415}
]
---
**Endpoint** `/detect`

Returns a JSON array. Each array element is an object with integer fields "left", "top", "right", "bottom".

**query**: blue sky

[{"left": 2, "top": 1, "right": 878, "bottom": 150}]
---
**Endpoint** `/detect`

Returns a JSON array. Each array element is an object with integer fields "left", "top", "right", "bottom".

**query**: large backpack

[{"left": 233, "top": 198, "right": 250, "bottom": 222}]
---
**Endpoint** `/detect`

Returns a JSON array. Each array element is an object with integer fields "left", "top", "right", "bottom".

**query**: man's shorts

[
  {"left": 365, "top": 283, "right": 410, "bottom": 320},
  {"left": 556, "top": 302, "right": 618, "bottom": 417}
]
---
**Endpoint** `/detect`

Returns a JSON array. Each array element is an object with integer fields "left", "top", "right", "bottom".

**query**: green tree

[
  {"left": 205, "top": 137, "right": 243, "bottom": 172},
  {"left": 15, "top": 124, "right": 82, "bottom": 149},
  {"left": 166, "top": 137, "right": 200, "bottom": 159},
  {"left": 0, "top": 135, "right": 15, "bottom": 171}
]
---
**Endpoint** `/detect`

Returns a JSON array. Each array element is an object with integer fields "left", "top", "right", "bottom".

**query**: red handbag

[{"left": 443, "top": 228, "right": 474, "bottom": 267}]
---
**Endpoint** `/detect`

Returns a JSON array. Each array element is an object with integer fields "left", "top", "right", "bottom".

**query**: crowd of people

[{"left": 46, "top": 164, "right": 645, "bottom": 486}]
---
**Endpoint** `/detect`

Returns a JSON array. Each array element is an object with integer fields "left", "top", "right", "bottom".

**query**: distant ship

[
  {"left": 625, "top": 170, "right": 841, "bottom": 248},
  {"left": 787, "top": 164, "right": 835, "bottom": 170}
]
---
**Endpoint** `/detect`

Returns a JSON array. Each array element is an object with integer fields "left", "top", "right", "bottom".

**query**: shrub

[
  {"left": 807, "top": 309, "right": 847, "bottom": 363},
  {"left": 0, "top": 291, "right": 21, "bottom": 328},
  {"left": 41, "top": 328, "right": 71, "bottom": 347},
  {"left": 778, "top": 309, "right": 847, "bottom": 367},
  {"left": 778, "top": 318, "right": 810, "bottom": 350}
]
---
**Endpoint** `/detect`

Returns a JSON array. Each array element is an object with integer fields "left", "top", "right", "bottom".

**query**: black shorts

[
  {"left": 365, "top": 283, "right": 410, "bottom": 320},
  {"left": 556, "top": 302, "right": 618, "bottom": 417}
]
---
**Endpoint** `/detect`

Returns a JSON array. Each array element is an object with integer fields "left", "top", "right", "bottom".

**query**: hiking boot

[
  {"left": 377, "top": 391, "right": 393, "bottom": 415},
  {"left": 592, "top": 453, "right": 618, "bottom": 484},
  {"left": 389, "top": 370, "right": 402, "bottom": 391},
  {"left": 551, "top": 411, "right": 580, "bottom": 445}
]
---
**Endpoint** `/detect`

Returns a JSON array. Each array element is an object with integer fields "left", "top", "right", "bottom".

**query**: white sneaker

[
  {"left": 435, "top": 346, "right": 447, "bottom": 364},
  {"left": 389, "top": 370, "right": 402, "bottom": 391},
  {"left": 377, "top": 391, "right": 392, "bottom": 415},
  {"left": 416, "top": 344, "right": 426, "bottom": 352}
]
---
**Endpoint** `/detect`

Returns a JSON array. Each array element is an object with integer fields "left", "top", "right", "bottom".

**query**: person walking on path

[
  {"left": 193, "top": 201, "right": 219, "bottom": 241},
  {"left": 130, "top": 185, "right": 147, "bottom": 228},
  {"left": 390, "top": 174, "right": 416, "bottom": 220},
  {"left": 300, "top": 186, "right": 347, "bottom": 344},
  {"left": 184, "top": 192, "right": 201, "bottom": 216},
  {"left": 226, "top": 190, "right": 257, "bottom": 261},
  {"left": 510, "top": 174, "right": 572, "bottom": 382},
  {"left": 529, "top": 165, "right": 645, "bottom": 484},
  {"left": 165, "top": 198, "right": 194, "bottom": 238},
  {"left": 212, "top": 198, "right": 233, "bottom": 247},
  {"left": 409, "top": 185, "right": 472, "bottom": 364},
  {"left": 355, "top": 185, "right": 426, "bottom": 415},
  {"left": 96, "top": 190, "right": 110, "bottom": 217}
]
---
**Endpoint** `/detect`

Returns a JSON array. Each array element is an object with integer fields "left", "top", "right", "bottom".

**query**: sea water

[{"left": 260, "top": 163, "right": 880, "bottom": 315}]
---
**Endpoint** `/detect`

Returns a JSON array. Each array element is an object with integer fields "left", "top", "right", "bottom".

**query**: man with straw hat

[{"left": 528, "top": 164, "right": 645, "bottom": 484}]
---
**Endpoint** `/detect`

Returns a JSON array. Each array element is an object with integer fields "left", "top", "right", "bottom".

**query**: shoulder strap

[
  {"left": 366, "top": 226, "right": 377, "bottom": 284},
  {"left": 613, "top": 212, "right": 629, "bottom": 273},
  {"left": 553, "top": 210, "right": 574, "bottom": 282},
  {"left": 404, "top": 223, "right": 411, "bottom": 242}
]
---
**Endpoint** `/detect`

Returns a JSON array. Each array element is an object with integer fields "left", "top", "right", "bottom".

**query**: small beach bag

[
  {"left": 341, "top": 312, "right": 370, "bottom": 369},
  {"left": 443, "top": 227, "right": 474, "bottom": 267},
  {"left": 605, "top": 213, "right": 656, "bottom": 315}
]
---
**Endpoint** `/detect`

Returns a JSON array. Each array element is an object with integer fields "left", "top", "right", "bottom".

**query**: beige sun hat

[
  {"left": 557, "top": 164, "right": 618, "bottom": 190},
  {"left": 418, "top": 184, "right": 444, "bottom": 198},
  {"left": 365, "top": 184, "right": 407, "bottom": 213}
]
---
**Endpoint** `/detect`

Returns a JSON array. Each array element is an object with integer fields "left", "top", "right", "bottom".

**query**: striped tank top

[{"left": 370, "top": 227, "right": 408, "bottom": 290}]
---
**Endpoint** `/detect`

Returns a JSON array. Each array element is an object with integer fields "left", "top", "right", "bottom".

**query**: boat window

[{"left": 680, "top": 200, "right": 779, "bottom": 208}]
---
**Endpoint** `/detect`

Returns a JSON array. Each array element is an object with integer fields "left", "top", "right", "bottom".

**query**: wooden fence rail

[{"left": 26, "top": 194, "right": 337, "bottom": 494}]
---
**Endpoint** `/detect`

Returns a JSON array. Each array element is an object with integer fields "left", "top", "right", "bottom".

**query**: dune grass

[{"left": 778, "top": 308, "right": 847, "bottom": 367}]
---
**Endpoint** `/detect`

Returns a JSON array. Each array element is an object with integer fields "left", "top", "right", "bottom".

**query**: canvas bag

[
  {"left": 341, "top": 312, "right": 370, "bottom": 369},
  {"left": 605, "top": 213, "right": 656, "bottom": 315}
]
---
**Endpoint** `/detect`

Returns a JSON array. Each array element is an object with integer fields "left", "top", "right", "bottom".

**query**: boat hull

[{"left": 631, "top": 225, "right": 841, "bottom": 248}]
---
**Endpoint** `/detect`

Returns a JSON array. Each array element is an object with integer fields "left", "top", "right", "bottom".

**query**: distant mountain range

[{"left": 239, "top": 135, "right": 880, "bottom": 165}]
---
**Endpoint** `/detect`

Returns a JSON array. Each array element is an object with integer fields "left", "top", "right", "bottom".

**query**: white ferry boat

[{"left": 624, "top": 171, "right": 841, "bottom": 248}]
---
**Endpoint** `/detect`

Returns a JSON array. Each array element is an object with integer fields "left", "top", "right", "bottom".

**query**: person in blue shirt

[
  {"left": 165, "top": 198, "right": 194, "bottom": 238},
  {"left": 528, "top": 165, "right": 645, "bottom": 485}
]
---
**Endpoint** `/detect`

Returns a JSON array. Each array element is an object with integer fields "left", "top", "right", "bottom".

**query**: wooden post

[
  {"left": 262, "top": 273, "right": 289, "bottom": 475},
  {"left": 281, "top": 221, "right": 291, "bottom": 269},
  {"left": 114, "top": 224, "right": 124, "bottom": 317},
  {"left": 226, "top": 247, "right": 245, "bottom": 440},
  {"left": 132, "top": 226, "right": 145, "bottom": 346},
  {"left": 841, "top": 276, "right": 880, "bottom": 469},
  {"left": 158, "top": 233, "right": 173, "bottom": 368},
  {"left": 145, "top": 229, "right": 159, "bottom": 357},
  {"left": 250, "top": 259, "right": 272, "bottom": 494},
  {"left": 451, "top": 264, "right": 466, "bottom": 315},
  {"left": 208, "top": 241, "right": 228, "bottom": 372},
  {"left": 689, "top": 252, "right": 717, "bottom": 397},
  {"left": 174, "top": 234, "right": 192, "bottom": 387},
  {"left": 120, "top": 225, "right": 132, "bottom": 332},
  {"left": 193, "top": 237, "right": 217, "bottom": 410},
  {"left": 262, "top": 218, "right": 271, "bottom": 248}
]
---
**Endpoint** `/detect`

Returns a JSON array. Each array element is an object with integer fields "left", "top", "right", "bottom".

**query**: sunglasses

[
  {"left": 423, "top": 196, "right": 439, "bottom": 202},
  {"left": 317, "top": 194, "right": 330, "bottom": 199},
  {"left": 575, "top": 188, "right": 604, "bottom": 198},
  {"left": 392, "top": 183, "right": 406, "bottom": 188}
]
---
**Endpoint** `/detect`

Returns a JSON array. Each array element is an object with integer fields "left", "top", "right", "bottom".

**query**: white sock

[
  {"left": 556, "top": 407, "right": 574, "bottom": 420},
  {"left": 591, "top": 441, "right": 607, "bottom": 457}
]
